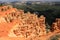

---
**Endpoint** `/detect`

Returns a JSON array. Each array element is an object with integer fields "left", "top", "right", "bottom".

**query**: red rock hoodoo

[{"left": 0, "top": 5, "right": 60, "bottom": 40}]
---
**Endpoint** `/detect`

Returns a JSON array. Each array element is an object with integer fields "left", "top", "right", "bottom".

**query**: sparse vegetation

[{"left": 49, "top": 34, "right": 60, "bottom": 40}]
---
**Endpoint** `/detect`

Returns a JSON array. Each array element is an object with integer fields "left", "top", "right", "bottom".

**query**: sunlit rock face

[
  {"left": 51, "top": 18, "right": 60, "bottom": 32},
  {"left": 8, "top": 13, "right": 46, "bottom": 40},
  {"left": 0, "top": 5, "right": 60, "bottom": 40},
  {"left": 56, "top": 18, "right": 60, "bottom": 30}
]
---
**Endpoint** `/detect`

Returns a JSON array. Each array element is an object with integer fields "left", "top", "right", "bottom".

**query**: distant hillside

[{"left": 0, "top": 1, "right": 60, "bottom": 26}]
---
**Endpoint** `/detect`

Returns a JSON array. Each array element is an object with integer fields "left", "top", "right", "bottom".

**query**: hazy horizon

[{"left": 0, "top": 0, "right": 60, "bottom": 2}]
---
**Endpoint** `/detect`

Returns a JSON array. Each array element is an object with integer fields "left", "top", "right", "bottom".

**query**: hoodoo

[{"left": 0, "top": 6, "right": 60, "bottom": 40}]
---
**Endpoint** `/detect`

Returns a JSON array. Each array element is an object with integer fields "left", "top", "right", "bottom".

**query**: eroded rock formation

[{"left": 0, "top": 5, "right": 60, "bottom": 40}]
